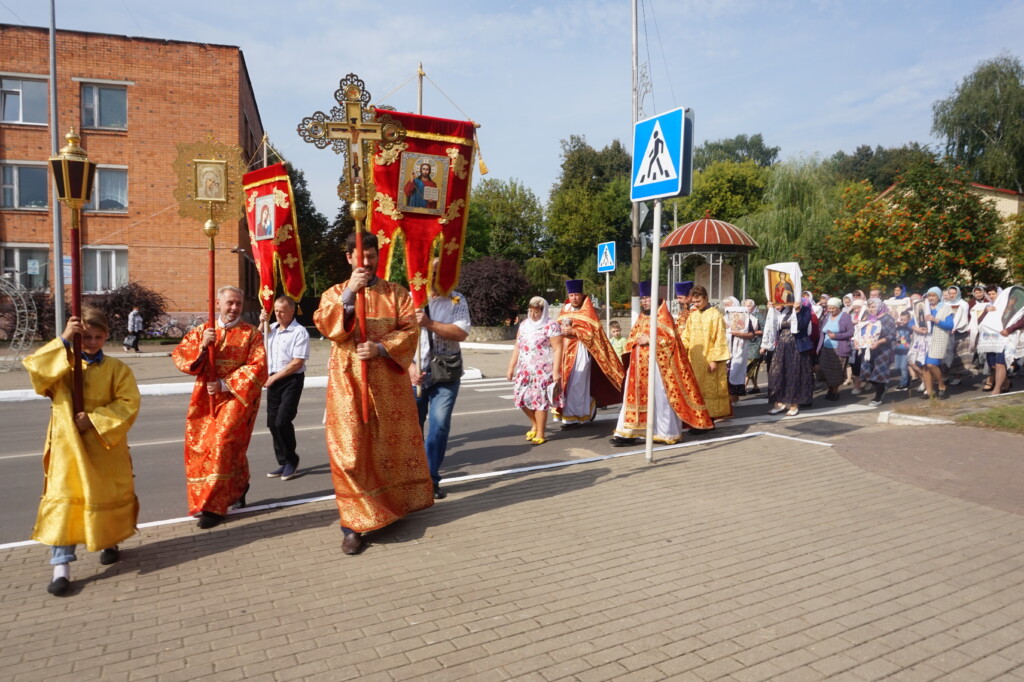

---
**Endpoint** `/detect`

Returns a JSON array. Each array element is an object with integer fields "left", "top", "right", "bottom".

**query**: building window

[
  {"left": 83, "top": 247, "right": 128, "bottom": 292},
  {"left": 1, "top": 164, "right": 48, "bottom": 209},
  {"left": 1, "top": 78, "right": 47, "bottom": 124},
  {"left": 81, "top": 84, "right": 127, "bottom": 129},
  {"left": 85, "top": 167, "right": 128, "bottom": 212},
  {"left": 2, "top": 245, "right": 49, "bottom": 290}
]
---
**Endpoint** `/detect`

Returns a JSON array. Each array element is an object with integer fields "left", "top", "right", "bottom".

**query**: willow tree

[{"left": 738, "top": 157, "right": 844, "bottom": 295}]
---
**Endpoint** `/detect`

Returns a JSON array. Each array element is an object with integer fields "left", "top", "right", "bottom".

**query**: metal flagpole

[
  {"left": 49, "top": 0, "right": 65, "bottom": 330},
  {"left": 605, "top": 271, "right": 610, "bottom": 333},
  {"left": 630, "top": 0, "right": 640, "bottom": 325},
  {"left": 644, "top": 199, "right": 662, "bottom": 464}
]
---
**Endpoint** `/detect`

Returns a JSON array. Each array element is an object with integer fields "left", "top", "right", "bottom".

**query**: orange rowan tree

[{"left": 817, "top": 161, "right": 1003, "bottom": 291}]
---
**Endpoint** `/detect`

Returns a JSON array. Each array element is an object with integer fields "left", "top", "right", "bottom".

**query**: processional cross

[{"left": 297, "top": 74, "right": 406, "bottom": 422}]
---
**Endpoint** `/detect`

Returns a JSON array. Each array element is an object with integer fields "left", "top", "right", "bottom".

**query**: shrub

[
  {"left": 458, "top": 257, "right": 529, "bottom": 327},
  {"left": 83, "top": 282, "right": 172, "bottom": 342}
]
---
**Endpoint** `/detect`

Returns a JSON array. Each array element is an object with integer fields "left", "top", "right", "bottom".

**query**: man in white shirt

[
  {"left": 260, "top": 296, "right": 310, "bottom": 481},
  {"left": 409, "top": 272, "right": 471, "bottom": 500}
]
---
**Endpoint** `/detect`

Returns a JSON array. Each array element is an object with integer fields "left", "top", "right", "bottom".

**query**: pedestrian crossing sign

[
  {"left": 597, "top": 241, "right": 616, "bottom": 273},
  {"left": 630, "top": 107, "right": 694, "bottom": 202}
]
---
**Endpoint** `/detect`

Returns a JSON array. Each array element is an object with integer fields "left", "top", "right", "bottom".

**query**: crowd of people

[{"left": 22, "top": 246, "right": 1024, "bottom": 596}]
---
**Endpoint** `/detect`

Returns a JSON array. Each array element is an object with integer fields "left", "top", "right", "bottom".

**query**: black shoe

[
  {"left": 342, "top": 532, "right": 365, "bottom": 555},
  {"left": 748, "top": 387, "right": 760, "bottom": 394},
  {"left": 47, "top": 577, "right": 70, "bottom": 597},
  {"left": 433, "top": 484, "right": 447, "bottom": 500},
  {"left": 99, "top": 546, "right": 120, "bottom": 565},
  {"left": 266, "top": 465, "right": 285, "bottom": 478},
  {"left": 560, "top": 422, "right": 580, "bottom": 431},
  {"left": 609, "top": 436, "right": 639, "bottom": 447},
  {"left": 197, "top": 511, "right": 225, "bottom": 529},
  {"left": 231, "top": 484, "right": 250, "bottom": 510},
  {"left": 937, "top": 389, "right": 949, "bottom": 400},
  {"left": 687, "top": 427, "right": 712, "bottom": 435}
]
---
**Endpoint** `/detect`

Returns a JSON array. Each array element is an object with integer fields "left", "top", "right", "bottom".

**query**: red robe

[
  {"left": 314, "top": 279, "right": 434, "bottom": 533},
  {"left": 172, "top": 322, "right": 267, "bottom": 516},
  {"left": 620, "top": 303, "right": 714, "bottom": 432},
  {"left": 554, "top": 296, "right": 625, "bottom": 414}
]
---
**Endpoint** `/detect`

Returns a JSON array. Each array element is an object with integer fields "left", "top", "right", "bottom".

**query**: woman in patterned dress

[
  {"left": 857, "top": 298, "right": 897, "bottom": 407},
  {"left": 506, "top": 297, "right": 564, "bottom": 444}
]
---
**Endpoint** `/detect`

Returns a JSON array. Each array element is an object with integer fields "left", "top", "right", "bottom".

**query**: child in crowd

[
  {"left": 608, "top": 320, "right": 627, "bottom": 357},
  {"left": 893, "top": 310, "right": 912, "bottom": 389},
  {"left": 23, "top": 307, "right": 141, "bottom": 597}
]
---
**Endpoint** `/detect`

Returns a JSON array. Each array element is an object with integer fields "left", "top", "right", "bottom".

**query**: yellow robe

[
  {"left": 23, "top": 339, "right": 140, "bottom": 550},
  {"left": 314, "top": 279, "right": 433, "bottom": 533},
  {"left": 680, "top": 305, "right": 732, "bottom": 419}
]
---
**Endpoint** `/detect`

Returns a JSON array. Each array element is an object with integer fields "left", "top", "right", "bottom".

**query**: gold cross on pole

[{"left": 296, "top": 74, "right": 405, "bottom": 203}]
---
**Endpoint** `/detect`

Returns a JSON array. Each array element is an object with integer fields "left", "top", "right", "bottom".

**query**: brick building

[{"left": 0, "top": 24, "right": 263, "bottom": 316}]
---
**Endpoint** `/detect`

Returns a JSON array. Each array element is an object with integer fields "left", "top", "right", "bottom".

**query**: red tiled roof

[{"left": 661, "top": 212, "right": 758, "bottom": 250}]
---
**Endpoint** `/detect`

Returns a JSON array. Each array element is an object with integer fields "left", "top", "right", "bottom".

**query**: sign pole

[
  {"left": 605, "top": 271, "right": 610, "bottom": 333},
  {"left": 644, "top": 199, "right": 662, "bottom": 464}
]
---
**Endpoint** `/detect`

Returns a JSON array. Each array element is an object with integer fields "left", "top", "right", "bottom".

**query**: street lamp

[{"left": 49, "top": 128, "right": 96, "bottom": 413}]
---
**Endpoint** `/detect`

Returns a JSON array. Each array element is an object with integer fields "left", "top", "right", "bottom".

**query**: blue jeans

[
  {"left": 51, "top": 545, "right": 77, "bottom": 565},
  {"left": 894, "top": 354, "right": 909, "bottom": 386},
  {"left": 416, "top": 378, "right": 461, "bottom": 485}
]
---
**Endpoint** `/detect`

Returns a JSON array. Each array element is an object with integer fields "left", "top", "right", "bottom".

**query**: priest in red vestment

[
  {"left": 172, "top": 286, "right": 267, "bottom": 529},
  {"left": 314, "top": 233, "right": 434, "bottom": 556}
]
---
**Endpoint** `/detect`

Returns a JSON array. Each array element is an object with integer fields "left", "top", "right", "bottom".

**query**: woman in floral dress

[{"left": 506, "top": 297, "right": 563, "bottom": 444}]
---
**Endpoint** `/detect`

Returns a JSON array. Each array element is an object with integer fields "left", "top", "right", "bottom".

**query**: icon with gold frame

[
  {"left": 195, "top": 160, "right": 227, "bottom": 202},
  {"left": 398, "top": 153, "right": 449, "bottom": 216}
]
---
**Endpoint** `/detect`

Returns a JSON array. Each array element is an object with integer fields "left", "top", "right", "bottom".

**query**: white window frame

[
  {"left": 1, "top": 160, "right": 49, "bottom": 210},
  {"left": 0, "top": 74, "right": 49, "bottom": 125},
  {"left": 84, "top": 165, "right": 129, "bottom": 213},
  {"left": 82, "top": 245, "right": 129, "bottom": 293},
  {"left": 1, "top": 242, "right": 51, "bottom": 291},
  {"left": 78, "top": 80, "right": 129, "bottom": 131}
]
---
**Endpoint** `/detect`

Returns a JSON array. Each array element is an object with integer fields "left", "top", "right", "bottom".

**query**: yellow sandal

[
  {"left": 525, "top": 430, "right": 536, "bottom": 441},
  {"left": 531, "top": 436, "right": 546, "bottom": 444}
]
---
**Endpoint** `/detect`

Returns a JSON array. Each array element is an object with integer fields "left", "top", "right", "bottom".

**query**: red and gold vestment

[{"left": 172, "top": 322, "right": 266, "bottom": 516}]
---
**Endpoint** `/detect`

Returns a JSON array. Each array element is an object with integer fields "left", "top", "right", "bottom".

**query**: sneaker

[
  {"left": 851, "top": 387, "right": 862, "bottom": 396},
  {"left": 281, "top": 461, "right": 299, "bottom": 481},
  {"left": 99, "top": 546, "right": 120, "bottom": 565},
  {"left": 868, "top": 400, "right": 882, "bottom": 407},
  {"left": 918, "top": 382, "right": 926, "bottom": 391},
  {"left": 894, "top": 384, "right": 908, "bottom": 391},
  {"left": 267, "top": 465, "right": 286, "bottom": 478}
]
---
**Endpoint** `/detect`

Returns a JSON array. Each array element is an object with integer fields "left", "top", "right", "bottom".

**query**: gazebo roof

[{"left": 661, "top": 212, "right": 758, "bottom": 252}]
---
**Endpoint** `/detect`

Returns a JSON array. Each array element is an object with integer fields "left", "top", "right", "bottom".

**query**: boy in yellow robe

[
  {"left": 23, "top": 307, "right": 140, "bottom": 597},
  {"left": 679, "top": 284, "right": 733, "bottom": 423}
]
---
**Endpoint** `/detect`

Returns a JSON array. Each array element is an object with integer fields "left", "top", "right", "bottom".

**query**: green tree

[
  {"left": 694, "top": 133, "right": 780, "bottom": 171},
  {"left": 933, "top": 54, "right": 1024, "bottom": 193},
  {"left": 832, "top": 143, "right": 937, "bottom": 192},
  {"left": 1002, "top": 213, "right": 1024, "bottom": 283},
  {"left": 738, "top": 157, "right": 844, "bottom": 291},
  {"left": 668, "top": 160, "right": 769, "bottom": 224},
  {"left": 546, "top": 136, "right": 633, "bottom": 276},
  {"left": 470, "top": 177, "right": 544, "bottom": 265},
  {"left": 276, "top": 161, "right": 337, "bottom": 295},
  {"left": 823, "top": 161, "right": 1004, "bottom": 290}
]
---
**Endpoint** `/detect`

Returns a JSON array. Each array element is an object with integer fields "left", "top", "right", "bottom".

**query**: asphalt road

[{"left": 0, "top": 375, "right": 887, "bottom": 545}]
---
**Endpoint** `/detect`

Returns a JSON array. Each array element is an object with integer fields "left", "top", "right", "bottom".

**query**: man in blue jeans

[{"left": 409, "top": 274, "right": 471, "bottom": 499}]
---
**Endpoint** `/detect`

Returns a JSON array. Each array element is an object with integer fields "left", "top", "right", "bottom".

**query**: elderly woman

[
  {"left": 722, "top": 296, "right": 754, "bottom": 404},
  {"left": 913, "top": 286, "right": 954, "bottom": 400},
  {"left": 857, "top": 298, "right": 898, "bottom": 406},
  {"left": 742, "top": 299, "right": 764, "bottom": 393},
  {"left": 816, "top": 297, "right": 853, "bottom": 401},
  {"left": 506, "top": 297, "right": 563, "bottom": 444},
  {"left": 767, "top": 300, "right": 814, "bottom": 416}
]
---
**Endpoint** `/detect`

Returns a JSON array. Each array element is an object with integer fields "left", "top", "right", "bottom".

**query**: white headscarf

[{"left": 520, "top": 297, "right": 552, "bottom": 334}]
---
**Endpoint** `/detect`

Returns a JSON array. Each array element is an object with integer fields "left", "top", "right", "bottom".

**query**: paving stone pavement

[{"left": 2, "top": 431, "right": 1024, "bottom": 681}]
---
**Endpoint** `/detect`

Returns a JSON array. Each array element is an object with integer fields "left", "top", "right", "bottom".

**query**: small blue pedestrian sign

[
  {"left": 630, "top": 107, "right": 694, "bottom": 202},
  {"left": 597, "top": 241, "right": 616, "bottom": 273}
]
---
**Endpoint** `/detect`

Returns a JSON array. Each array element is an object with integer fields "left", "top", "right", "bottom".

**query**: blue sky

[{"left": 8, "top": 1, "right": 1024, "bottom": 218}]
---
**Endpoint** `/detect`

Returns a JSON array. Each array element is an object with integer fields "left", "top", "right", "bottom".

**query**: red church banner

[
  {"left": 243, "top": 163, "right": 307, "bottom": 312},
  {"left": 369, "top": 109, "right": 476, "bottom": 308}
]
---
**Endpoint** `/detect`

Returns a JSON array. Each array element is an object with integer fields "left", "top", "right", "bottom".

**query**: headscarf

[
  {"left": 926, "top": 286, "right": 943, "bottom": 301},
  {"left": 520, "top": 297, "right": 551, "bottom": 334},
  {"left": 827, "top": 297, "right": 842, "bottom": 312},
  {"left": 865, "top": 297, "right": 884, "bottom": 322},
  {"left": 893, "top": 284, "right": 908, "bottom": 299},
  {"left": 946, "top": 285, "right": 963, "bottom": 306},
  {"left": 722, "top": 296, "right": 739, "bottom": 308}
]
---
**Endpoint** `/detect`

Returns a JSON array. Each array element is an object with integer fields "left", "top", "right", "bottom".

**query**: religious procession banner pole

[
  {"left": 173, "top": 139, "right": 246, "bottom": 412},
  {"left": 48, "top": 129, "right": 96, "bottom": 416},
  {"left": 298, "top": 74, "right": 407, "bottom": 424}
]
